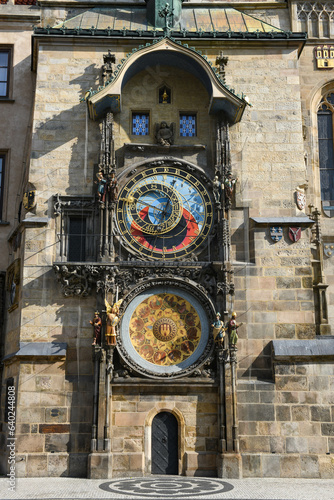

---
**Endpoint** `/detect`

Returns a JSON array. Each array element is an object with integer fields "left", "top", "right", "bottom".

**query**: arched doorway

[{"left": 151, "top": 412, "right": 178, "bottom": 475}]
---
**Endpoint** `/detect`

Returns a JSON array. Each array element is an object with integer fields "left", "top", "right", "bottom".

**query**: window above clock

[
  {"left": 179, "top": 114, "right": 196, "bottom": 137},
  {"left": 132, "top": 112, "right": 149, "bottom": 136}
]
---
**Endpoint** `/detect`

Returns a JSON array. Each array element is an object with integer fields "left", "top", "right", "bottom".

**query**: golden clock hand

[{"left": 135, "top": 199, "right": 166, "bottom": 213}]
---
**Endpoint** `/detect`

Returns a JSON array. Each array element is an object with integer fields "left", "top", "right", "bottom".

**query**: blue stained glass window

[
  {"left": 180, "top": 114, "right": 196, "bottom": 137},
  {"left": 132, "top": 113, "right": 149, "bottom": 136}
]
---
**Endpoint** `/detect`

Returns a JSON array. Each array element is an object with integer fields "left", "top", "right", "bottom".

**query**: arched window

[{"left": 317, "top": 91, "right": 334, "bottom": 216}]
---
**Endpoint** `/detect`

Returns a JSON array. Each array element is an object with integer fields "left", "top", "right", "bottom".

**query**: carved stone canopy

[{"left": 87, "top": 37, "right": 248, "bottom": 123}]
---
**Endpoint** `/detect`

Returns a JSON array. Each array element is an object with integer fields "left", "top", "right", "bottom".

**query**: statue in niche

[
  {"left": 227, "top": 312, "right": 243, "bottom": 346},
  {"left": 155, "top": 121, "right": 175, "bottom": 146},
  {"left": 90, "top": 311, "right": 102, "bottom": 346},
  {"left": 213, "top": 176, "right": 222, "bottom": 206},
  {"left": 105, "top": 298, "right": 123, "bottom": 346},
  {"left": 95, "top": 171, "right": 107, "bottom": 202},
  {"left": 224, "top": 173, "right": 237, "bottom": 200},
  {"left": 212, "top": 312, "right": 226, "bottom": 348},
  {"left": 109, "top": 172, "right": 118, "bottom": 202}
]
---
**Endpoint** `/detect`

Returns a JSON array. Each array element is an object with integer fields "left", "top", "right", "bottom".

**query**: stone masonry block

[
  {"left": 296, "top": 324, "right": 316, "bottom": 339},
  {"left": 291, "top": 406, "right": 310, "bottom": 421},
  {"left": 26, "top": 454, "right": 48, "bottom": 477},
  {"left": 279, "top": 392, "right": 299, "bottom": 404},
  {"left": 238, "top": 404, "right": 275, "bottom": 422},
  {"left": 262, "top": 454, "right": 280, "bottom": 477},
  {"left": 275, "top": 405, "right": 291, "bottom": 421},
  {"left": 240, "top": 436, "right": 270, "bottom": 453},
  {"left": 114, "top": 412, "right": 146, "bottom": 427},
  {"left": 270, "top": 436, "right": 285, "bottom": 453},
  {"left": 16, "top": 435, "right": 44, "bottom": 453},
  {"left": 218, "top": 453, "right": 242, "bottom": 479},
  {"left": 45, "top": 433, "right": 70, "bottom": 452},
  {"left": 321, "top": 423, "right": 334, "bottom": 436},
  {"left": 276, "top": 277, "right": 301, "bottom": 289},
  {"left": 300, "top": 455, "right": 320, "bottom": 478},
  {"left": 286, "top": 437, "right": 308, "bottom": 453},
  {"left": 129, "top": 453, "right": 144, "bottom": 471},
  {"left": 45, "top": 407, "right": 68, "bottom": 423},
  {"left": 280, "top": 455, "right": 301, "bottom": 477},
  {"left": 113, "top": 453, "right": 130, "bottom": 471},
  {"left": 311, "top": 406, "right": 331, "bottom": 422},
  {"left": 241, "top": 454, "right": 261, "bottom": 477},
  {"left": 319, "top": 456, "right": 334, "bottom": 479},
  {"left": 47, "top": 453, "right": 69, "bottom": 477},
  {"left": 275, "top": 323, "right": 296, "bottom": 339},
  {"left": 276, "top": 376, "right": 308, "bottom": 391}
]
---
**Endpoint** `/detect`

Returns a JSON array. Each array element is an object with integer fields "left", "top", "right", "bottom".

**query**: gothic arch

[
  {"left": 87, "top": 37, "right": 247, "bottom": 123},
  {"left": 309, "top": 80, "right": 334, "bottom": 214},
  {"left": 144, "top": 406, "right": 185, "bottom": 475}
]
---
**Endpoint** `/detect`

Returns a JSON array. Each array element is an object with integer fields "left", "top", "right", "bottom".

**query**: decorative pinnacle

[{"left": 158, "top": 3, "right": 174, "bottom": 30}]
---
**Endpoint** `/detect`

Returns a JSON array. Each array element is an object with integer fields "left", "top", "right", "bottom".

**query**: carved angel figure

[
  {"left": 105, "top": 298, "right": 123, "bottom": 346},
  {"left": 155, "top": 121, "right": 175, "bottom": 146}
]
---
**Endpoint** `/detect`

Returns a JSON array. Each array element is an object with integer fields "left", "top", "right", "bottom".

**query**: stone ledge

[
  {"left": 22, "top": 213, "right": 49, "bottom": 228},
  {"left": 251, "top": 217, "right": 314, "bottom": 226},
  {"left": 272, "top": 338, "right": 334, "bottom": 361},
  {"left": 1, "top": 342, "right": 67, "bottom": 362}
]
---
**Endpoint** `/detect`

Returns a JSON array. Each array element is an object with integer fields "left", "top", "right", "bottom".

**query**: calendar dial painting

[
  {"left": 116, "top": 166, "right": 214, "bottom": 260},
  {"left": 129, "top": 292, "right": 201, "bottom": 366},
  {"left": 119, "top": 286, "right": 211, "bottom": 377}
]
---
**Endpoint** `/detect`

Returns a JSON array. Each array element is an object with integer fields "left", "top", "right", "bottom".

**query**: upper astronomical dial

[
  {"left": 125, "top": 182, "right": 182, "bottom": 235},
  {"left": 116, "top": 166, "right": 214, "bottom": 260}
]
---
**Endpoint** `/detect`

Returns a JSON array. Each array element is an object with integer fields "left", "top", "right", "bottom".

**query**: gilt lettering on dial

[{"left": 116, "top": 166, "right": 214, "bottom": 260}]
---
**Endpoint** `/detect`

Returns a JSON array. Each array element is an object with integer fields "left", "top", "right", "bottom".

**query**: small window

[
  {"left": 317, "top": 92, "right": 334, "bottom": 215},
  {"left": 0, "top": 155, "right": 5, "bottom": 220},
  {"left": 179, "top": 114, "right": 196, "bottom": 137},
  {"left": 132, "top": 113, "right": 149, "bottom": 136},
  {"left": 68, "top": 217, "right": 86, "bottom": 262},
  {"left": 0, "top": 50, "right": 10, "bottom": 98}
]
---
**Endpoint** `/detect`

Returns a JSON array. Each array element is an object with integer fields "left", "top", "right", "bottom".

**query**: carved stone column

[
  {"left": 217, "top": 346, "right": 226, "bottom": 453},
  {"left": 217, "top": 344, "right": 241, "bottom": 479},
  {"left": 88, "top": 347, "right": 112, "bottom": 478}
]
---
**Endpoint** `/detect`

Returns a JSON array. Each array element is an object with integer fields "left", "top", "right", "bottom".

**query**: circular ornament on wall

[
  {"left": 116, "top": 164, "right": 214, "bottom": 260},
  {"left": 117, "top": 280, "right": 214, "bottom": 378}
]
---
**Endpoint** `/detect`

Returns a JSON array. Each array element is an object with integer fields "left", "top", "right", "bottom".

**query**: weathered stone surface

[
  {"left": 238, "top": 404, "right": 275, "bottom": 422},
  {"left": 262, "top": 454, "right": 280, "bottom": 477},
  {"left": 280, "top": 455, "right": 301, "bottom": 477},
  {"left": 218, "top": 453, "right": 242, "bottom": 479},
  {"left": 45, "top": 434, "right": 70, "bottom": 452}
]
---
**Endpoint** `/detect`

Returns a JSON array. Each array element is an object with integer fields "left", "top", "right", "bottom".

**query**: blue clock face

[{"left": 116, "top": 166, "right": 214, "bottom": 260}]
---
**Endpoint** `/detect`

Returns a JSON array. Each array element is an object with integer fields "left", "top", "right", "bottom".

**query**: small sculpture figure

[
  {"left": 95, "top": 171, "right": 107, "bottom": 202},
  {"left": 155, "top": 121, "right": 174, "bottom": 146},
  {"left": 109, "top": 172, "right": 118, "bottom": 202},
  {"left": 224, "top": 174, "right": 237, "bottom": 200},
  {"left": 90, "top": 311, "right": 102, "bottom": 346},
  {"left": 228, "top": 312, "right": 243, "bottom": 345},
  {"left": 213, "top": 176, "right": 222, "bottom": 206},
  {"left": 212, "top": 312, "right": 226, "bottom": 348},
  {"left": 105, "top": 298, "right": 123, "bottom": 346}
]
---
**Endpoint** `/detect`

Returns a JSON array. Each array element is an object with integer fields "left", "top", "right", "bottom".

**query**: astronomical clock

[{"left": 113, "top": 160, "right": 219, "bottom": 379}]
